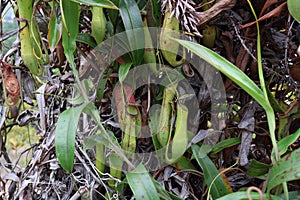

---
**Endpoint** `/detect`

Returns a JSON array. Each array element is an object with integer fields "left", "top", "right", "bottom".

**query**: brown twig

[{"left": 196, "top": 0, "right": 237, "bottom": 26}]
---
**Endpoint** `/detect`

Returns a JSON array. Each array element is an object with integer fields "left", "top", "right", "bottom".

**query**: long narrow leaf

[
  {"left": 192, "top": 145, "right": 231, "bottom": 199},
  {"left": 47, "top": 3, "right": 61, "bottom": 52},
  {"left": 176, "top": 38, "right": 277, "bottom": 160},
  {"left": 61, "top": 0, "right": 80, "bottom": 61},
  {"left": 119, "top": 0, "right": 144, "bottom": 65},
  {"left": 277, "top": 128, "right": 300, "bottom": 156},
  {"left": 216, "top": 191, "right": 281, "bottom": 200},
  {"left": 175, "top": 39, "right": 266, "bottom": 109},
  {"left": 55, "top": 103, "right": 89, "bottom": 172},
  {"left": 71, "top": 0, "right": 118, "bottom": 9}
]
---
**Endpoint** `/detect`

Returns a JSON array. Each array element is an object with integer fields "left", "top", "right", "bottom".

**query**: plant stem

[{"left": 247, "top": 0, "right": 279, "bottom": 161}]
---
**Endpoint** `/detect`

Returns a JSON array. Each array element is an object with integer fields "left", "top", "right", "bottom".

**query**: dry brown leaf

[
  {"left": 1, "top": 61, "right": 20, "bottom": 106},
  {"left": 259, "top": 0, "right": 278, "bottom": 17},
  {"left": 242, "top": 2, "right": 287, "bottom": 29}
]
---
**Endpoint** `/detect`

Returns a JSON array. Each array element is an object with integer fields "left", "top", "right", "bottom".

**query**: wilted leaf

[{"left": 2, "top": 61, "right": 20, "bottom": 106}]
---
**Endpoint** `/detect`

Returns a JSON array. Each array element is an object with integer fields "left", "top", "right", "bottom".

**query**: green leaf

[
  {"left": 216, "top": 191, "right": 281, "bottom": 200},
  {"left": 192, "top": 144, "right": 231, "bottom": 199},
  {"left": 47, "top": 2, "right": 61, "bottom": 52},
  {"left": 175, "top": 39, "right": 266, "bottom": 107},
  {"left": 288, "top": 0, "right": 300, "bottom": 23},
  {"left": 278, "top": 191, "right": 300, "bottom": 199},
  {"left": 107, "top": 0, "right": 120, "bottom": 27},
  {"left": 71, "top": 0, "right": 118, "bottom": 9},
  {"left": 61, "top": 0, "right": 80, "bottom": 61},
  {"left": 119, "top": 0, "right": 145, "bottom": 65},
  {"left": 84, "top": 130, "right": 121, "bottom": 150},
  {"left": 126, "top": 164, "right": 160, "bottom": 200},
  {"left": 267, "top": 148, "right": 300, "bottom": 192},
  {"left": 176, "top": 38, "right": 277, "bottom": 160},
  {"left": 211, "top": 138, "right": 241, "bottom": 154},
  {"left": 277, "top": 128, "right": 300, "bottom": 156},
  {"left": 267, "top": 88, "right": 285, "bottom": 114},
  {"left": 76, "top": 33, "right": 97, "bottom": 48},
  {"left": 96, "top": 72, "right": 108, "bottom": 101},
  {"left": 55, "top": 103, "right": 89, "bottom": 172},
  {"left": 247, "top": 160, "right": 271, "bottom": 177},
  {"left": 119, "top": 62, "right": 132, "bottom": 83},
  {"left": 173, "top": 156, "right": 196, "bottom": 170}
]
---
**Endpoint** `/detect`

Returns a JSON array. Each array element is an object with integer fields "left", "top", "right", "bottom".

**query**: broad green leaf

[
  {"left": 211, "top": 138, "right": 241, "bottom": 154},
  {"left": 119, "top": 62, "right": 132, "bottom": 83},
  {"left": 247, "top": 160, "right": 271, "bottom": 177},
  {"left": 175, "top": 39, "right": 266, "bottom": 107},
  {"left": 47, "top": 1, "right": 61, "bottom": 51},
  {"left": 55, "top": 103, "right": 89, "bottom": 172},
  {"left": 288, "top": 0, "right": 300, "bottom": 23},
  {"left": 192, "top": 144, "right": 231, "bottom": 199},
  {"left": 119, "top": 0, "right": 145, "bottom": 65},
  {"left": 216, "top": 191, "right": 281, "bottom": 200},
  {"left": 126, "top": 164, "right": 160, "bottom": 200},
  {"left": 76, "top": 33, "right": 97, "bottom": 48},
  {"left": 61, "top": 0, "right": 80, "bottom": 61},
  {"left": 71, "top": 0, "right": 118, "bottom": 9},
  {"left": 277, "top": 128, "right": 300, "bottom": 156},
  {"left": 267, "top": 148, "right": 300, "bottom": 192}
]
